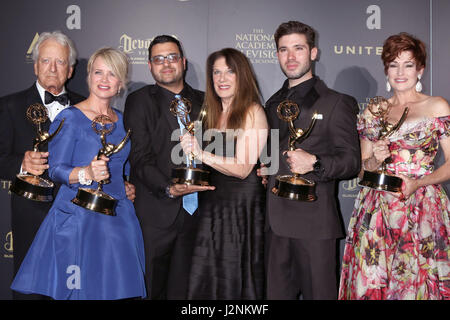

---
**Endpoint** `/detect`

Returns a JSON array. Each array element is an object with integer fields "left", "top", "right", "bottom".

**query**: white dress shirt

[
  {"left": 35, "top": 81, "right": 70, "bottom": 122},
  {"left": 20, "top": 82, "right": 71, "bottom": 174}
]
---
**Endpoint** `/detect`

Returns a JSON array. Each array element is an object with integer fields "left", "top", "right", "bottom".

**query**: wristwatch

[
  {"left": 165, "top": 185, "right": 176, "bottom": 199},
  {"left": 313, "top": 155, "right": 322, "bottom": 173}
]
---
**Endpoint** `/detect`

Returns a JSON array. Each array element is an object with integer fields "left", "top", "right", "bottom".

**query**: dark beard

[{"left": 282, "top": 64, "right": 312, "bottom": 81}]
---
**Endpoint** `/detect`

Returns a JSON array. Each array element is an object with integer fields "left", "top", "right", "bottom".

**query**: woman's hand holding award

[
  {"left": 71, "top": 115, "right": 131, "bottom": 216},
  {"left": 359, "top": 96, "right": 409, "bottom": 192},
  {"left": 170, "top": 97, "right": 210, "bottom": 186}
]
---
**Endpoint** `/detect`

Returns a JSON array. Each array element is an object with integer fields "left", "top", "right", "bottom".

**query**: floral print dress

[{"left": 339, "top": 112, "right": 450, "bottom": 300}]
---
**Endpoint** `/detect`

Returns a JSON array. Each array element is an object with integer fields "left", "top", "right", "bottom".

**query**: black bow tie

[{"left": 44, "top": 91, "right": 69, "bottom": 105}]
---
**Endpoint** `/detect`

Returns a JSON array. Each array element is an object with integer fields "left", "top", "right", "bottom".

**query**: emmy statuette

[
  {"left": 10, "top": 103, "right": 65, "bottom": 202},
  {"left": 71, "top": 115, "right": 131, "bottom": 216},
  {"left": 359, "top": 96, "right": 409, "bottom": 192},
  {"left": 170, "top": 97, "right": 210, "bottom": 186},
  {"left": 271, "top": 100, "right": 319, "bottom": 201}
]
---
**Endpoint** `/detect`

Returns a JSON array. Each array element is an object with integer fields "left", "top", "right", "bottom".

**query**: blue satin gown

[{"left": 11, "top": 106, "right": 146, "bottom": 300}]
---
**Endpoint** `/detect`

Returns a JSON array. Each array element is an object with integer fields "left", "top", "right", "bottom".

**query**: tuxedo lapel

[
  {"left": 302, "top": 86, "right": 320, "bottom": 110},
  {"left": 67, "top": 89, "right": 85, "bottom": 105},
  {"left": 150, "top": 87, "right": 180, "bottom": 134},
  {"left": 25, "top": 85, "right": 44, "bottom": 108},
  {"left": 309, "top": 79, "right": 332, "bottom": 117}
]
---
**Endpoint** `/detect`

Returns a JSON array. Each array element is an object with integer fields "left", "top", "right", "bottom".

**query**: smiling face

[
  {"left": 148, "top": 41, "right": 186, "bottom": 91},
  {"left": 387, "top": 50, "right": 423, "bottom": 93},
  {"left": 212, "top": 56, "right": 237, "bottom": 104},
  {"left": 34, "top": 39, "right": 73, "bottom": 95},
  {"left": 276, "top": 33, "right": 317, "bottom": 87},
  {"left": 88, "top": 56, "right": 122, "bottom": 100}
]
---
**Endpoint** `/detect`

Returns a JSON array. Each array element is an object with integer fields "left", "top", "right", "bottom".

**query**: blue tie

[{"left": 175, "top": 95, "right": 198, "bottom": 215}]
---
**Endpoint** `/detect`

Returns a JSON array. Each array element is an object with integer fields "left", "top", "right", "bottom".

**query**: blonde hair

[{"left": 87, "top": 47, "right": 129, "bottom": 87}]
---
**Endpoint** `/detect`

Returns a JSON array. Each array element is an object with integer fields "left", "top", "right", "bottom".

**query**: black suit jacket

[
  {"left": 0, "top": 84, "right": 84, "bottom": 274},
  {"left": 265, "top": 77, "right": 360, "bottom": 240},
  {"left": 0, "top": 84, "right": 85, "bottom": 180},
  {"left": 123, "top": 83, "right": 204, "bottom": 229}
]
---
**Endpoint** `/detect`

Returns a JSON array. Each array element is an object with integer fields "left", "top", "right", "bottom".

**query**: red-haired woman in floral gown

[{"left": 339, "top": 33, "right": 450, "bottom": 300}]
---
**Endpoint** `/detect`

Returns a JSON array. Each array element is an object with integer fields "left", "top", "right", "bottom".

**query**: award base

[
  {"left": 272, "top": 175, "right": 317, "bottom": 202},
  {"left": 10, "top": 174, "right": 54, "bottom": 202},
  {"left": 172, "top": 167, "right": 210, "bottom": 186},
  {"left": 359, "top": 170, "right": 403, "bottom": 193},
  {"left": 71, "top": 188, "right": 116, "bottom": 216}
]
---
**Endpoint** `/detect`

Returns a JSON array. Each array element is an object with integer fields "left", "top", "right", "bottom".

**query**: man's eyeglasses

[{"left": 150, "top": 53, "right": 182, "bottom": 65}]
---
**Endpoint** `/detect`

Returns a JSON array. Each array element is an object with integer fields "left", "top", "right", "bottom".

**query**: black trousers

[
  {"left": 266, "top": 228, "right": 338, "bottom": 300},
  {"left": 140, "top": 208, "right": 199, "bottom": 300}
]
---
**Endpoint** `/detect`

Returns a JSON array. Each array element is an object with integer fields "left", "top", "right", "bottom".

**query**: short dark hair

[
  {"left": 274, "top": 21, "right": 316, "bottom": 50},
  {"left": 381, "top": 32, "right": 426, "bottom": 74},
  {"left": 148, "top": 35, "right": 184, "bottom": 60}
]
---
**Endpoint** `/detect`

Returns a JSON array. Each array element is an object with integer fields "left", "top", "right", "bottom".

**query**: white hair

[{"left": 32, "top": 31, "right": 77, "bottom": 66}]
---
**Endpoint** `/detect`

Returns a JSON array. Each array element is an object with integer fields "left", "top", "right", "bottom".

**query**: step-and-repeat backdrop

[{"left": 1, "top": 0, "right": 449, "bottom": 299}]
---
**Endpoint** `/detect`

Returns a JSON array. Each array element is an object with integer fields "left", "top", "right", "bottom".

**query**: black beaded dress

[{"left": 187, "top": 131, "right": 266, "bottom": 299}]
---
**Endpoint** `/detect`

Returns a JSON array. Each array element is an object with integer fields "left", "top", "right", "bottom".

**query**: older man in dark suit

[
  {"left": 0, "top": 31, "right": 85, "bottom": 299},
  {"left": 264, "top": 21, "right": 361, "bottom": 300}
]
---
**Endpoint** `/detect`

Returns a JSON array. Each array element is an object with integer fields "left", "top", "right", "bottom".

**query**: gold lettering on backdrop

[
  {"left": 119, "top": 34, "right": 153, "bottom": 65},
  {"left": 4, "top": 232, "right": 13, "bottom": 252},
  {"left": 1, "top": 180, "right": 12, "bottom": 195},
  {"left": 235, "top": 28, "right": 278, "bottom": 64},
  {"left": 25, "top": 32, "right": 40, "bottom": 63},
  {"left": 334, "top": 45, "right": 383, "bottom": 56},
  {"left": 120, "top": 34, "right": 153, "bottom": 54},
  {"left": 3, "top": 231, "right": 13, "bottom": 258}
]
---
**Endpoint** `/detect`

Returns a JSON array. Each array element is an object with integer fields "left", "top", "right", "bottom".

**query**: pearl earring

[
  {"left": 386, "top": 76, "right": 391, "bottom": 92},
  {"left": 415, "top": 74, "right": 422, "bottom": 92}
]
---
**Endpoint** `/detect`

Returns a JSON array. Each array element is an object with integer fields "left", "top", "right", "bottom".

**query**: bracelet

[{"left": 78, "top": 167, "right": 92, "bottom": 185}]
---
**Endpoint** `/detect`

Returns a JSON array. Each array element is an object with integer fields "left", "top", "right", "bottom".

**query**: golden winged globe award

[
  {"left": 170, "top": 96, "right": 210, "bottom": 186},
  {"left": 71, "top": 115, "right": 131, "bottom": 216},
  {"left": 271, "top": 100, "right": 319, "bottom": 201},
  {"left": 10, "top": 103, "right": 65, "bottom": 202},
  {"left": 359, "top": 96, "right": 409, "bottom": 192}
]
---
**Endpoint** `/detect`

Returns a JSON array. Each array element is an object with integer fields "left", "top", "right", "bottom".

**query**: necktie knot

[{"left": 45, "top": 91, "right": 69, "bottom": 105}]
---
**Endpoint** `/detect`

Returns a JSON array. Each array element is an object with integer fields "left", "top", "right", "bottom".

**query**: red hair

[
  {"left": 204, "top": 48, "right": 261, "bottom": 130},
  {"left": 381, "top": 32, "right": 426, "bottom": 74}
]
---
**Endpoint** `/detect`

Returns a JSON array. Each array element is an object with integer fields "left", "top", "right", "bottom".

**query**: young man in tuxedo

[
  {"left": 264, "top": 21, "right": 361, "bottom": 300},
  {"left": 124, "top": 35, "right": 214, "bottom": 299}
]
